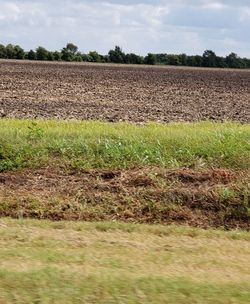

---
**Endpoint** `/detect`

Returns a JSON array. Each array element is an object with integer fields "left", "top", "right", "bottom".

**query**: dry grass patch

[
  {"left": 0, "top": 218, "right": 250, "bottom": 303},
  {"left": 0, "top": 167, "right": 249, "bottom": 229}
]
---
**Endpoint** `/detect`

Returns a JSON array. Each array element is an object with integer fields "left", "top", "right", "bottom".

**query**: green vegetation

[
  {"left": 1, "top": 119, "right": 249, "bottom": 228},
  {"left": 0, "top": 218, "right": 249, "bottom": 303},
  {"left": 1, "top": 42, "right": 250, "bottom": 68},
  {"left": 0, "top": 119, "right": 249, "bottom": 172},
  {"left": 0, "top": 120, "right": 249, "bottom": 301}
]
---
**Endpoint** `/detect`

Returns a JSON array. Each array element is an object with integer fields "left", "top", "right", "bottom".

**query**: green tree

[
  {"left": 108, "top": 46, "right": 126, "bottom": 63},
  {"left": 0, "top": 44, "right": 6, "bottom": 58},
  {"left": 125, "top": 53, "right": 144, "bottom": 64},
  {"left": 179, "top": 53, "right": 187, "bottom": 66},
  {"left": 186, "top": 55, "right": 202, "bottom": 67},
  {"left": 72, "top": 52, "right": 83, "bottom": 62},
  {"left": 167, "top": 54, "right": 181, "bottom": 66},
  {"left": 5, "top": 44, "right": 16, "bottom": 59},
  {"left": 155, "top": 54, "right": 168, "bottom": 65},
  {"left": 144, "top": 53, "right": 157, "bottom": 65},
  {"left": 225, "top": 53, "right": 245, "bottom": 68},
  {"left": 14, "top": 45, "right": 25, "bottom": 59},
  {"left": 101, "top": 55, "right": 109, "bottom": 63},
  {"left": 193, "top": 55, "right": 203, "bottom": 67},
  {"left": 81, "top": 53, "right": 90, "bottom": 62},
  {"left": 202, "top": 50, "right": 217, "bottom": 67},
  {"left": 27, "top": 50, "right": 36, "bottom": 60},
  {"left": 66, "top": 43, "right": 78, "bottom": 54},
  {"left": 36, "top": 47, "right": 49, "bottom": 61},
  {"left": 216, "top": 56, "right": 226, "bottom": 68},
  {"left": 47, "top": 52, "right": 55, "bottom": 61},
  {"left": 61, "top": 43, "right": 78, "bottom": 61},
  {"left": 88, "top": 51, "right": 102, "bottom": 62},
  {"left": 53, "top": 51, "right": 62, "bottom": 61},
  {"left": 242, "top": 58, "right": 250, "bottom": 68}
]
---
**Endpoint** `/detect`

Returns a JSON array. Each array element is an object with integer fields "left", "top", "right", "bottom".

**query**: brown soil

[
  {"left": 0, "top": 60, "right": 249, "bottom": 122},
  {"left": 0, "top": 167, "right": 249, "bottom": 230}
]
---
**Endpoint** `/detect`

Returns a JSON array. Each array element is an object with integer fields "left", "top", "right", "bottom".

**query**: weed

[{"left": 27, "top": 122, "right": 45, "bottom": 141}]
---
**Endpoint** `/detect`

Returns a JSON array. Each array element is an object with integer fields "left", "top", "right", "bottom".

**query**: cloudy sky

[{"left": 0, "top": 0, "right": 250, "bottom": 57}]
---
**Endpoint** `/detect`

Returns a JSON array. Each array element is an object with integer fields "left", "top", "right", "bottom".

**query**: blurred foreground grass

[{"left": 0, "top": 218, "right": 250, "bottom": 303}]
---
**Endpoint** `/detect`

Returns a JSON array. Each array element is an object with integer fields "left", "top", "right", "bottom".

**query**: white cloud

[
  {"left": 202, "top": 2, "right": 226, "bottom": 10},
  {"left": 239, "top": 7, "right": 250, "bottom": 22},
  {"left": 0, "top": 3, "right": 20, "bottom": 21},
  {"left": 0, "top": 0, "right": 249, "bottom": 57}
]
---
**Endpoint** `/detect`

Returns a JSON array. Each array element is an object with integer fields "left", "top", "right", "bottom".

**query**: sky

[{"left": 0, "top": 0, "right": 250, "bottom": 57}]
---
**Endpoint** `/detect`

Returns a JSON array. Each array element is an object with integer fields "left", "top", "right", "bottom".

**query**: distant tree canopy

[
  {"left": 202, "top": 50, "right": 218, "bottom": 67},
  {"left": 27, "top": 50, "right": 36, "bottom": 60},
  {"left": 36, "top": 46, "right": 49, "bottom": 61},
  {"left": 0, "top": 43, "right": 249, "bottom": 69},
  {"left": 108, "top": 46, "right": 126, "bottom": 63},
  {"left": 61, "top": 43, "right": 78, "bottom": 61},
  {"left": 125, "top": 53, "right": 144, "bottom": 64},
  {"left": 144, "top": 53, "right": 157, "bottom": 65},
  {"left": 0, "top": 44, "right": 25, "bottom": 59}
]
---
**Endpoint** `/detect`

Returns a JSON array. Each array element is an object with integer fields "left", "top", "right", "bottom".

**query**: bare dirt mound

[
  {"left": 0, "top": 167, "right": 249, "bottom": 230},
  {"left": 0, "top": 60, "right": 249, "bottom": 122}
]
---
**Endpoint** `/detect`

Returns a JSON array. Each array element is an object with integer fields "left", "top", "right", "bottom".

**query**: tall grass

[{"left": 0, "top": 119, "right": 249, "bottom": 171}]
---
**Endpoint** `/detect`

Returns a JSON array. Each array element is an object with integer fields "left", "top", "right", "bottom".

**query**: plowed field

[{"left": 0, "top": 60, "right": 249, "bottom": 122}]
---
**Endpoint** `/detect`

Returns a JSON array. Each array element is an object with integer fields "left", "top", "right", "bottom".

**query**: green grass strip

[{"left": 0, "top": 119, "right": 249, "bottom": 171}]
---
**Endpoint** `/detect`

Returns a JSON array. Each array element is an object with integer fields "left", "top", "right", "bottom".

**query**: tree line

[{"left": 0, "top": 43, "right": 249, "bottom": 69}]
